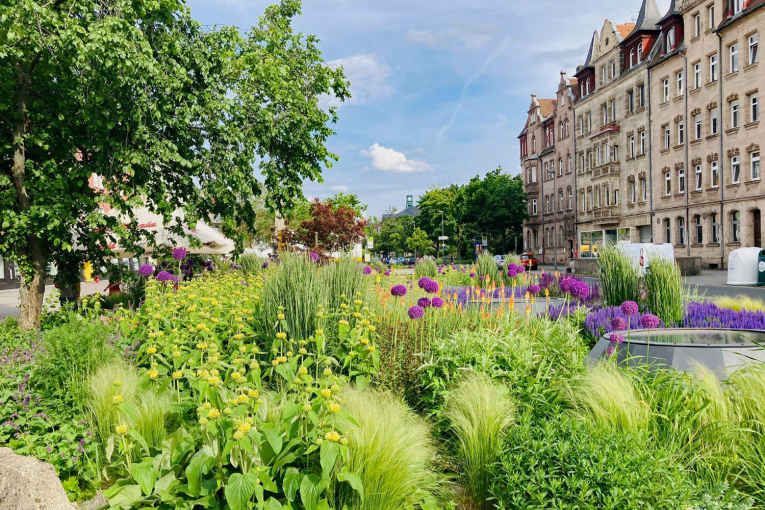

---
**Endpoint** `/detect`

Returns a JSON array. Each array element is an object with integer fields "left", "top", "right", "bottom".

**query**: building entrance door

[{"left": 754, "top": 209, "right": 762, "bottom": 248}]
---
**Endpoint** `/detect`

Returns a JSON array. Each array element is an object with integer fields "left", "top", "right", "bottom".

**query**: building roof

[
  {"left": 538, "top": 99, "right": 556, "bottom": 118},
  {"left": 658, "top": 0, "right": 682, "bottom": 24},
  {"left": 382, "top": 205, "right": 420, "bottom": 220},
  {"left": 582, "top": 31, "right": 597, "bottom": 67},
  {"left": 623, "top": 0, "right": 663, "bottom": 43},
  {"left": 616, "top": 23, "right": 636, "bottom": 40}
]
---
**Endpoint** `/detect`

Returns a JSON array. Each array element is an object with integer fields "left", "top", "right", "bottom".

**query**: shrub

[
  {"left": 489, "top": 414, "right": 700, "bottom": 510},
  {"left": 475, "top": 252, "right": 496, "bottom": 285},
  {"left": 336, "top": 387, "right": 445, "bottom": 510},
  {"left": 414, "top": 258, "right": 438, "bottom": 278},
  {"left": 239, "top": 252, "right": 266, "bottom": 275},
  {"left": 445, "top": 372, "right": 514, "bottom": 510},
  {"left": 597, "top": 244, "right": 641, "bottom": 307},
  {"left": 34, "top": 316, "right": 118, "bottom": 412},
  {"left": 645, "top": 254, "right": 684, "bottom": 325},
  {"left": 566, "top": 363, "right": 650, "bottom": 433}
]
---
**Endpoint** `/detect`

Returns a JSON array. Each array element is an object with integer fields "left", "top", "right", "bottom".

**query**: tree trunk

[{"left": 18, "top": 252, "right": 47, "bottom": 330}]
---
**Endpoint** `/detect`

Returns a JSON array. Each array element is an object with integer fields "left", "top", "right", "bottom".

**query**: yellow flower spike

[
  {"left": 147, "top": 346, "right": 157, "bottom": 355},
  {"left": 298, "top": 366, "right": 308, "bottom": 375},
  {"left": 233, "top": 430, "right": 244, "bottom": 440},
  {"left": 113, "top": 380, "right": 122, "bottom": 387},
  {"left": 237, "top": 394, "right": 249, "bottom": 404},
  {"left": 315, "top": 329, "right": 324, "bottom": 336},
  {"left": 238, "top": 345, "right": 247, "bottom": 353},
  {"left": 276, "top": 332, "right": 287, "bottom": 340},
  {"left": 272, "top": 359, "right": 279, "bottom": 367},
  {"left": 321, "top": 389, "right": 332, "bottom": 398},
  {"left": 303, "top": 403, "right": 312, "bottom": 412},
  {"left": 112, "top": 395, "right": 123, "bottom": 405},
  {"left": 115, "top": 425, "right": 128, "bottom": 435},
  {"left": 340, "top": 437, "right": 348, "bottom": 445},
  {"left": 147, "top": 369, "right": 159, "bottom": 380},
  {"left": 248, "top": 389, "right": 259, "bottom": 398},
  {"left": 287, "top": 351, "right": 294, "bottom": 357},
  {"left": 299, "top": 348, "right": 308, "bottom": 355},
  {"left": 208, "top": 408, "right": 221, "bottom": 419},
  {"left": 366, "top": 345, "right": 375, "bottom": 352},
  {"left": 277, "top": 313, "right": 285, "bottom": 320},
  {"left": 199, "top": 417, "right": 209, "bottom": 426},
  {"left": 172, "top": 371, "right": 183, "bottom": 380},
  {"left": 323, "top": 368, "right": 332, "bottom": 377}
]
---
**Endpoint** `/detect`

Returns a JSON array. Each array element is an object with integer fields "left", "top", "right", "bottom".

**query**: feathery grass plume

[
  {"left": 415, "top": 258, "right": 438, "bottom": 278},
  {"left": 134, "top": 389, "right": 172, "bottom": 450},
  {"left": 324, "top": 254, "right": 366, "bottom": 311},
  {"left": 714, "top": 295, "right": 765, "bottom": 312},
  {"left": 644, "top": 253, "right": 684, "bottom": 325},
  {"left": 337, "top": 387, "right": 444, "bottom": 510},
  {"left": 504, "top": 253, "right": 521, "bottom": 266},
  {"left": 258, "top": 250, "right": 323, "bottom": 340},
  {"left": 238, "top": 253, "right": 267, "bottom": 275},
  {"left": 727, "top": 365, "right": 765, "bottom": 501},
  {"left": 87, "top": 362, "right": 140, "bottom": 445},
  {"left": 597, "top": 244, "right": 641, "bottom": 307},
  {"left": 475, "top": 252, "right": 496, "bottom": 287},
  {"left": 567, "top": 363, "right": 649, "bottom": 433},
  {"left": 445, "top": 372, "right": 514, "bottom": 510}
]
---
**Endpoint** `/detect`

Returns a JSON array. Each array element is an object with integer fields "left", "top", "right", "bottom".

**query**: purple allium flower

[
  {"left": 479, "top": 275, "right": 485, "bottom": 281},
  {"left": 46, "top": 446, "right": 52, "bottom": 454},
  {"left": 139, "top": 264, "right": 154, "bottom": 277},
  {"left": 172, "top": 247, "right": 187, "bottom": 260},
  {"left": 529, "top": 284, "right": 541, "bottom": 295},
  {"left": 431, "top": 297, "right": 444, "bottom": 308},
  {"left": 408, "top": 305, "right": 425, "bottom": 320},
  {"left": 156, "top": 270, "right": 173, "bottom": 282},
  {"left": 570, "top": 281, "right": 590, "bottom": 301},
  {"left": 309, "top": 252, "right": 320, "bottom": 262},
  {"left": 424, "top": 280, "right": 440, "bottom": 294},
  {"left": 508, "top": 269, "right": 518, "bottom": 278},
  {"left": 641, "top": 313, "right": 661, "bottom": 329},
  {"left": 518, "top": 265, "right": 526, "bottom": 274},
  {"left": 606, "top": 344, "right": 616, "bottom": 356},
  {"left": 418, "top": 277, "right": 432, "bottom": 289},
  {"left": 470, "top": 272, "right": 476, "bottom": 278},
  {"left": 418, "top": 297, "right": 432, "bottom": 308},
  {"left": 560, "top": 277, "right": 574, "bottom": 293},
  {"left": 362, "top": 266, "right": 372, "bottom": 275},
  {"left": 391, "top": 285, "right": 407, "bottom": 297},
  {"left": 611, "top": 333, "right": 625, "bottom": 345},
  {"left": 611, "top": 317, "right": 627, "bottom": 331},
  {"left": 262, "top": 261, "right": 269, "bottom": 269},
  {"left": 384, "top": 270, "right": 391, "bottom": 276},
  {"left": 621, "top": 301, "right": 639, "bottom": 316}
]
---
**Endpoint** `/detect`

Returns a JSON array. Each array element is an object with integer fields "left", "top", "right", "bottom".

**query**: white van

[{"left": 615, "top": 243, "right": 675, "bottom": 275}]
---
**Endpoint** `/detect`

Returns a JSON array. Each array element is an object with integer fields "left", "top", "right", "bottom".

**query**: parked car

[
  {"left": 494, "top": 254, "right": 508, "bottom": 268},
  {"left": 520, "top": 252, "right": 538, "bottom": 271}
]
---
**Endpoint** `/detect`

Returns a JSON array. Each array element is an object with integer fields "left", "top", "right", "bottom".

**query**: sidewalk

[{"left": 0, "top": 282, "right": 107, "bottom": 319}]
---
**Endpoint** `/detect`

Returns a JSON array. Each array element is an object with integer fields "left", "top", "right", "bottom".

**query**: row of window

[
  {"left": 664, "top": 152, "right": 760, "bottom": 196},
  {"left": 540, "top": 189, "right": 575, "bottom": 215},
  {"left": 526, "top": 155, "right": 575, "bottom": 184},
  {"left": 579, "top": 184, "right": 623, "bottom": 212},
  {"left": 662, "top": 211, "right": 742, "bottom": 246}
]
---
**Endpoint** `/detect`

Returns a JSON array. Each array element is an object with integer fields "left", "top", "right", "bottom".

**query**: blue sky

[{"left": 186, "top": 0, "right": 671, "bottom": 217}]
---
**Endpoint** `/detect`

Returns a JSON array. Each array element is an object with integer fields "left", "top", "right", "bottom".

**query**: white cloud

[
  {"left": 326, "top": 54, "right": 392, "bottom": 107},
  {"left": 331, "top": 185, "right": 350, "bottom": 192},
  {"left": 360, "top": 144, "right": 433, "bottom": 174},
  {"left": 405, "top": 24, "right": 498, "bottom": 50}
]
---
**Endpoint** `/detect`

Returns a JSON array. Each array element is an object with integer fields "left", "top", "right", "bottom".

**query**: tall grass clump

[
  {"left": 323, "top": 255, "right": 366, "bottom": 311},
  {"left": 728, "top": 366, "right": 765, "bottom": 501},
  {"left": 475, "top": 252, "right": 496, "bottom": 284},
  {"left": 598, "top": 244, "right": 641, "bottom": 307},
  {"left": 34, "top": 316, "right": 118, "bottom": 412},
  {"left": 567, "top": 363, "right": 649, "bottom": 433},
  {"left": 238, "top": 252, "right": 266, "bottom": 275},
  {"left": 445, "top": 372, "right": 514, "bottom": 510},
  {"left": 87, "top": 362, "right": 140, "bottom": 445},
  {"left": 715, "top": 295, "right": 765, "bottom": 312},
  {"left": 414, "top": 258, "right": 438, "bottom": 278},
  {"left": 645, "top": 253, "right": 684, "bottom": 325},
  {"left": 258, "top": 251, "right": 323, "bottom": 340},
  {"left": 336, "top": 388, "right": 444, "bottom": 510}
]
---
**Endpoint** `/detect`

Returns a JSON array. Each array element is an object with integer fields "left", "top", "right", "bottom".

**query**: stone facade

[
  {"left": 650, "top": 0, "right": 763, "bottom": 268},
  {"left": 518, "top": 74, "right": 578, "bottom": 265}
]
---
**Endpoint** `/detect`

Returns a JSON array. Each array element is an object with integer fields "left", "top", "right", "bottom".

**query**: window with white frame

[
  {"left": 732, "top": 211, "right": 741, "bottom": 243},
  {"left": 611, "top": 60, "right": 616, "bottom": 79},
  {"left": 596, "top": 146, "right": 601, "bottom": 166},
  {"left": 752, "top": 151, "right": 760, "bottom": 180},
  {"left": 664, "top": 126, "right": 671, "bottom": 149},
  {"left": 679, "top": 217, "right": 685, "bottom": 245},
  {"left": 663, "top": 78, "right": 670, "bottom": 102},
  {"left": 638, "top": 84, "right": 645, "bottom": 107},
  {"left": 678, "top": 121, "right": 685, "bottom": 145},
  {"left": 695, "top": 164, "right": 703, "bottom": 190},
  {"left": 605, "top": 185, "right": 610, "bottom": 206},
  {"left": 614, "top": 189, "right": 619, "bottom": 206},
  {"left": 679, "top": 168, "right": 686, "bottom": 193},
  {"left": 665, "top": 218, "right": 672, "bottom": 243},
  {"left": 710, "top": 53, "right": 718, "bottom": 82},
  {"left": 532, "top": 199, "right": 538, "bottom": 215},
  {"left": 531, "top": 166, "right": 537, "bottom": 183},
  {"left": 559, "top": 158, "right": 563, "bottom": 176},
  {"left": 568, "top": 189, "right": 573, "bottom": 209},
  {"left": 665, "top": 172, "right": 672, "bottom": 195},
  {"left": 630, "top": 48, "right": 635, "bottom": 68},
  {"left": 630, "top": 136, "right": 635, "bottom": 158},
  {"left": 568, "top": 155, "right": 572, "bottom": 173},
  {"left": 613, "top": 145, "right": 619, "bottom": 162},
  {"left": 694, "top": 62, "right": 702, "bottom": 88},
  {"left": 631, "top": 180, "right": 636, "bottom": 203},
  {"left": 611, "top": 99, "right": 617, "bottom": 121},
  {"left": 638, "top": 131, "right": 644, "bottom": 154},
  {"left": 602, "top": 104, "right": 608, "bottom": 125},
  {"left": 732, "top": 101, "right": 740, "bottom": 128},
  {"left": 709, "top": 5, "right": 715, "bottom": 29},
  {"left": 711, "top": 161, "right": 719, "bottom": 187},
  {"left": 711, "top": 213, "right": 719, "bottom": 243},
  {"left": 677, "top": 71, "right": 684, "bottom": 96},
  {"left": 732, "top": 156, "right": 741, "bottom": 184},
  {"left": 605, "top": 141, "right": 610, "bottom": 163},
  {"left": 694, "top": 14, "right": 701, "bottom": 38},
  {"left": 601, "top": 66, "right": 607, "bottom": 85},
  {"left": 628, "top": 90, "right": 635, "bottom": 113},
  {"left": 750, "top": 34, "right": 759, "bottom": 65},
  {"left": 733, "top": 0, "right": 744, "bottom": 14},
  {"left": 666, "top": 29, "right": 675, "bottom": 52},
  {"left": 695, "top": 215, "right": 703, "bottom": 244},
  {"left": 638, "top": 42, "right": 644, "bottom": 62},
  {"left": 730, "top": 44, "right": 739, "bottom": 73},
  {"left": 751, "top": 94, "right": 759, "bottom": 122},
  {"left": 558, "top": 190, "right": 563, "bottom": 210},
  {"left": 566, "top": 119, "right": 570, "bottom": 137},
  {"left": 641, "top": 177, "right": 647, "bottom": 201},
  {"left": 711, "top": 107, "right": 719, "bottom": 135},
  {"left": 695, "top": 114, "right": 702, "bottom": 139},
  {"left": 546, "top": 195, "right": 550, "bottom": 213}
]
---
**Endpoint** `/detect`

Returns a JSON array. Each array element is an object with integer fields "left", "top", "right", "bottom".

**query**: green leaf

[
  {"left": 129, "top": 430, "right": 151, "bottom": 456},
  {"left": 264, "top": 497, "right": 284, "bottom": 510},
  {"left": 107, "top": 484, "right": 143, "bottom": 508},
  {"left": 319, "top": 441, "right": 340, "bottom": 478},
  {"left": 224, "top": 472, "right": 259, "bottom": 510},
  {"left": 153, "top": 472, "right": 178, "bottom": 495},
  {"left": 260, "top": 423, "right": 282, "bottom": 455},
  {"left": 283, "top": 467, "right": 302, "bottom": 502},
  {"left": 131, "top": 459, "right": 157, "bottom": 496},
  {"left": 300, "top": 473, "right": 325, "bottom": 510},
  {"left": 106, "top": 435, "right": 115, "bottom": 462},
  {"left": 258, "top": 471, "right": 279, "bottom": 493},
  {"left": 185, "top": 446, "right": 215, "bottom": 496},
  {"left": 337, "top": 470, "right": 364, "bottom": 502}
]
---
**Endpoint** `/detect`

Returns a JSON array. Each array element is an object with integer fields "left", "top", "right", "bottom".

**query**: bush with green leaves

[
  {"left": 645, "top": 254, "right": 684, "bottom": 325},
  {"left": 489, "top": 414, "right": 703, "bottom": 510},
  {"left": 415, "top": 258, "right": 438, "bottom": 279},
  {"left": 239, "top": 253, "right": 267, "bottom": 275},
  {"left": 597, "top": 244, "right": 641, "bottom": 307}
]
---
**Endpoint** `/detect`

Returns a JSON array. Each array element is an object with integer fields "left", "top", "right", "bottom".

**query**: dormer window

[
  {"left": 630, "top": 48, "right": 635, "bottom": 68},
  {"left": 667, "top": 27, "right": 676, "bottom": 52},
  {"left": 638, "top": 42, "right": 643, "bottom": 63},
  {"left": 733, "top": 0, "right": 744, "bottom": 15}
]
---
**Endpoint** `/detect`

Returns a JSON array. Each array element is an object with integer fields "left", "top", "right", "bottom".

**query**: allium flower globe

[
  {"left": 417, "top": 297, "right": 432, "bottom": 308},
  {"left": 418, "top": 277, "right": 432, "bottom": 289},
  {"left": 408, "top": 305, "right": 425, "bottom": 320},
  {"left": 262, "top": 261, "right": 269, "bottom": 269},
  {"left": 384, "top": 270, "right": 391, "bottom": 276},
  {"left": 507, "top": 269, "right": 518, "bottom": 278},
  {"left": 518, "top": 265, "right": 526, "bottom": 274},
  {"left": 560, "top": 277, "right": 574, "bottom": 293},
  {"left": 571, "top": 281, "right": 590, "bottom": 301},
  {"left": 606, "top": 344, "right": 616, "bottom": 356},
  {"left": 172, "top": 247, "right": 187, "bottom": 260},
  {"left": 641, "top": 313, "right": 661, "bottom": 329},
  {"left": 138, "top": 264, "right": 154, "bottom": 278},
  {"left": 431, "top": 297, "right": 444, "bottom": 308},
  {"left": 309, "top": 252, "right": 320, "bottom": 263},
  {"left": 156, "top": 271, "right": 173, "bottom": 282},
  {"left": 611, "top": 317, "right": 627, "bottom": 331},
  {"left": 470, "top": 272, "right": 476, "bottom": 278},
  {"left": 621, "top": 300, "right": 639, "bottom": 316},
  {"left": 391, "top": 285, "right": 407, "bottom": 297},
  {"left": 611, "top": 332, "right": 625, "bottom": 345},
  {"left": 424, "top": 280, "right": 440, "bottom": 294},
  {"left": 362, "top": 266, "right": 372, "bottom": 275},
  {"left": 529, "top": 284, "right": 541, "bottom": 295}
]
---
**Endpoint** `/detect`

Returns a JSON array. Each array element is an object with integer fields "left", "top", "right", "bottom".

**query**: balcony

[
  {"left": 592, "top": 162, "right": 620, "bottom": 180},
  {"left": 525, "top": 182, "right": 539, "bottom": 194},
  {"left": 593, "top": 206, "right": 620, "bottom": 224}
]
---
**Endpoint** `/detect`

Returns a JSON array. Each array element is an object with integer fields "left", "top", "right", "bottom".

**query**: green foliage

[
  {"left": 474, "top": 252, "right": 497, "bottom": 285},
  {"left": 407, "top": 228, "right": 434, "bottom": 256},
  {"left": 34, "top": 316, "right": 118, "bottom": 413},
  {"left": 489, "top": 414, "right": 701, "bottom": 510},
  {"left": 376, "top": 216, "right": 415, "bottom": 256},
  {"left": 645, "top": 254, "right": 685, "bottom": 325},
  {"left": 727, "top": 366, "right": 765, "bottom": 502},
  {"left": 445, "top": 373, "right": 514, "bottom": 510},
  {"left": 566, "top": 363, "right": 650, "bottom": 433},
  {"left": 598, "top": 245, "right": 641, "bottom": 307},
  {"left": 323, "top": 255, "right": 366, "bottom": 312},
  {"left": 415, "top": 258, "right": 438, "bottom": 278},
  {"left": 239, "top": 253, "right": 267, "bottom": 275},
  {"left": 335, "top": 388, "right": 445, "bottom": 510}
]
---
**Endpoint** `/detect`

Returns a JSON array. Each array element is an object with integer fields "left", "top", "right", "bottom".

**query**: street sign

[
  {"left": 438, "top": 236, "right": 449, "bottom": 241},
  {"left": 367, "top": 237, "right": 374, "bottom": 249}
]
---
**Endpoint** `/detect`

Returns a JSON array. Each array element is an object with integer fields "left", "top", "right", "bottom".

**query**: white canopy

[{"left": 103, "top": 207, "right": 236, "bottom": 256}]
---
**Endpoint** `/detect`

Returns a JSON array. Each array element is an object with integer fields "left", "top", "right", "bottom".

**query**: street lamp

[{"left": 439, "top": 210, "right": 445, "bottom": 265}]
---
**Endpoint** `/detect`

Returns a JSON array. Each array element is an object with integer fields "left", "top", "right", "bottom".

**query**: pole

[{"left": 440, "top": 210, "right": 445, "bottom": 265}]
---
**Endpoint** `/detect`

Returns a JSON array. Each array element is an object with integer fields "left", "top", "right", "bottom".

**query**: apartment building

[{"left": 650, "top": 0, "right": 763, "bottom": 268}]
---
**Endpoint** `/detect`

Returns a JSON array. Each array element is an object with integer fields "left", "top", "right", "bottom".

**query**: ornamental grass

[
  {"left": 644, "top": 254, "right": 684, "bottom": 326},
  {"left": 597, "top": 244, "right": 641, "bottom": 307}
]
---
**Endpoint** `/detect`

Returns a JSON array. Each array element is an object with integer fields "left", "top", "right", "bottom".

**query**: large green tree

[
  {"left": 0, "top": 0, "right": 348, "bottom": 328},
  {"left": 417, "top": 184, "right": 463, "bottom": 259}
]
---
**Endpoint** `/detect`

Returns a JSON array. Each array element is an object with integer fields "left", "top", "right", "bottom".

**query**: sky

[{"left": 186, "top": 0, "right": 671, "bottom": 218}]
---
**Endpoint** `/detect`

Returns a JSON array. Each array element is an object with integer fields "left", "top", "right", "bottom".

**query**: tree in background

[
  {"left": 329, "top": 192, "right": 367, "bottom": 217},
  {"left": 376, "top": 215, "right": 415, "bottom": 256},
  {"left": 0, "top": 0, "right": 349, "bottom": 328},
  {"left": 407, "top": 228, "right": 434, "bottom": 257},
  {"left": 417, "top": 185, "right": 464, "bottom": 259},
  {"left": 293, "top": 199, "right": 365, "bottom": 253}
]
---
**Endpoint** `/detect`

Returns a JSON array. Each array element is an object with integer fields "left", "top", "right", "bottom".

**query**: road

[{"left": 0, "top": 282, "right": 108, "bottom": 320}]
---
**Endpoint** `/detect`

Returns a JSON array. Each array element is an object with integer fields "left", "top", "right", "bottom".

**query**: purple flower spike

[
  {"left": 391, "top": 285, "right": 407, "bottom": 297},
  {"left": 408, "top": 305, "right": 425, "bottom": 320},
  {"left": 309, "top": 252, "right": 320, "bottom": 263},
  {"left": 172, "top": 247, "right": 187, "bottom": 260},
  {"left": 611, "top": 317, "right": 627, "bottom": 331},
  {"left": 418, "top": 297, "right": 432, "bottom": 308},
  {"left": 138, "top": 264, "right": 154, "bottom": 277},
  {"left": 641, "top": 313, "right": 661, "bottom": 329}
]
